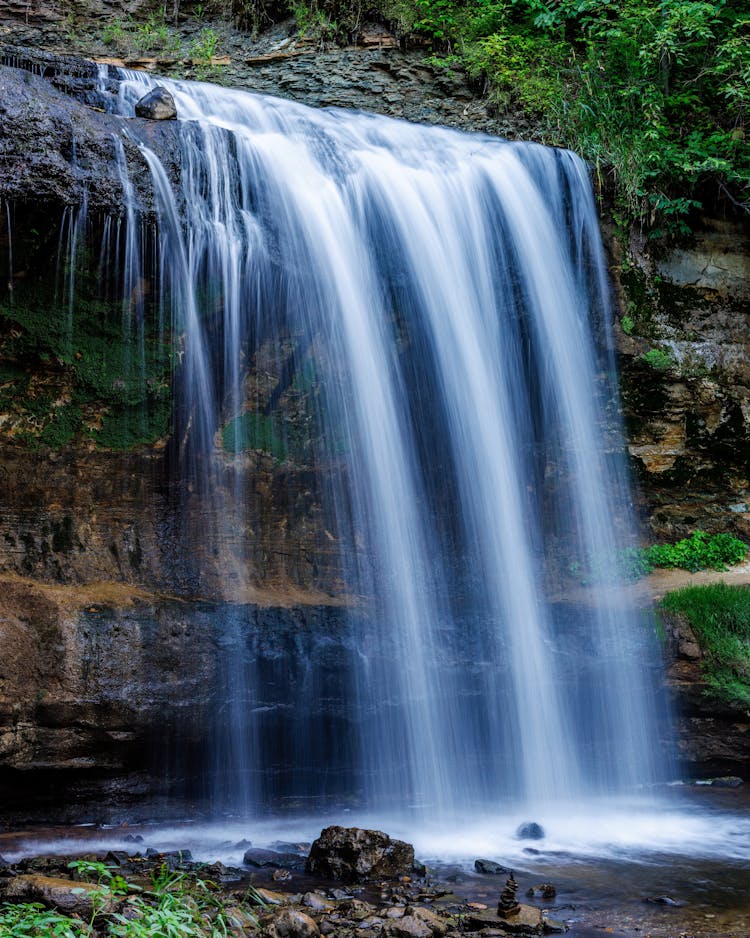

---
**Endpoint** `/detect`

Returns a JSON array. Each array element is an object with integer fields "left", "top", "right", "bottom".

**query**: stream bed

[{"left": 2, "top": 787, "right": 749, "bottom": 937}]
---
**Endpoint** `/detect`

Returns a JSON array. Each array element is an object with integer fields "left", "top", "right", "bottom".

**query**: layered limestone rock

[
  {"left": 0, "top": 575, "right": 358, "bottom": 820},
  {"left": 613, "top": 217, "right": 750, "bottom": 544}
]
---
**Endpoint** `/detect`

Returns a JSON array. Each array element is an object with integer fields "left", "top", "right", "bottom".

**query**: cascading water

[{"left": 108, "top": 70, "right": 670, "bottom": 817}]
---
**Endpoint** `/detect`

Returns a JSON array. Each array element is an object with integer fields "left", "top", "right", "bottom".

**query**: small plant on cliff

[
  {"left": 190, "top": 27, "right": 221, "bottom": 63},
  {"left": 640, "top": 347, "right": 675, "bottom": 371},
  {"left": 661, "top": 583, "right": 750, "bottom": 706}
]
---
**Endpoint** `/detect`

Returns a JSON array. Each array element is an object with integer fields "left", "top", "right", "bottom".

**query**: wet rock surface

[
  {"left": 0, "top": 48, "right": 179, "bottom": 214},
  {"left": 0, "top": 578, "right": 367, "bottom": 822},
  {"left": 1, "top": 830, "right": 747, "bottom": 938},
  {"left": 134, "top": 85, "right": 177, "bottom": 120}
]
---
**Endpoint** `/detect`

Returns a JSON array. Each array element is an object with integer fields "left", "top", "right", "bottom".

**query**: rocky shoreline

[{"left": 2, "top": 820, "right": 750, "bottom": 938}]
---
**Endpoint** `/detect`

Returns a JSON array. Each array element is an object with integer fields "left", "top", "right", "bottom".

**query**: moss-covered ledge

[{"left": 661, "top": 583, "right": 750, "bottom": 778}]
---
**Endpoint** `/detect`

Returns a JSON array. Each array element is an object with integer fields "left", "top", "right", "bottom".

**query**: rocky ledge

[
  {"left": 0, "top": 46, "right": 180, "bottom": 214},
  {"left": 662, "top": 608, "right": 750, "bottom": 778}
]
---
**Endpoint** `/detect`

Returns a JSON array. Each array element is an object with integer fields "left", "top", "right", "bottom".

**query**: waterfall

[{"left": 102, "top": 71, "right": 667, "bottom": 816}]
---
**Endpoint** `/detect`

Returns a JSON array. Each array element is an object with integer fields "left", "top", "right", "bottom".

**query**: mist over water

[{"left": 101, "top": 69, "right": 672, "bottom": 819}]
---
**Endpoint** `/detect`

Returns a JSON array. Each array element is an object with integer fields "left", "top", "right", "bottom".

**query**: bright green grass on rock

[{"left": 661, "top": 583, "right": 750, "bottom": 707}]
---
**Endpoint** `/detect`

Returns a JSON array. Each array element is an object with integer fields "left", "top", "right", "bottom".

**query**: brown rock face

[
  {"left": 612, "top": 217, "right": 750, "bottom": 545},
  {"left": 306, "top": 826, "right": 415, "bottom": 882}
]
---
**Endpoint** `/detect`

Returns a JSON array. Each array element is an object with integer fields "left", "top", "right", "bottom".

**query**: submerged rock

[
  {"left": 306, "top": 826, "right": 415, "bottom": 883},
  {"left": 516, "top": 822, "right": 545, "bottom": 840},
  {"left": 135, "top": 86, "right": 177, "bottom": 120},
  {"left": 526, "top": 883, "right": 556, "bottom": 900},
  {"left": 710, "top": 776, "right": 743, "bottom": 788},
  {"left": 475, "top": 858, "right": 511, "bottom": 875},
  {"left": 244, "top": 847, "right": 306, "bottom": 871}
]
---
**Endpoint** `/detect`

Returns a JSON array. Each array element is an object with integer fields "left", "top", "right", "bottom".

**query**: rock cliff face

[
  {"left": 662, "top": 608, "right": 750, "bottom": 778},
  {"left": 0, "top": 4, "right": 749, "bottom": 813},
  {"left": 614, "top": 220, "right": 750, "bottom": 545}
]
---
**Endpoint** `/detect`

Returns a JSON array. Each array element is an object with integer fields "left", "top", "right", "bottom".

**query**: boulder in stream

[
  {"left": 516, "top": 821, "right": 545, "bottom": 840},
  {"left": 306, "top": 825, "right": 415, "bottom": 882},
  {"left": 135, "top": 86, "right": 177, "bottom": 120},
  {"left": 475, "top": 857, "right": 511, "bottom": 874}
]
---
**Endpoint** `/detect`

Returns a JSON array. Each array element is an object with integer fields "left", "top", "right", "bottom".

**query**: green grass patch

[{"left": 660, "top": 583, "right": 750, "bottom": 706}]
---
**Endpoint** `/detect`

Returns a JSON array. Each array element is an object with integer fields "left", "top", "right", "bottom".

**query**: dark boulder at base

[
  {"left": 516, "top": 821, "right": 545, "bottom": 840},
  {"left": 710, "top": 776, "right": 743, "bottom": 788},
  {"left": 243, "top": 847, "right": 306, "bottom": 871},
  {"left": 306, "top": 825, "right": 415, "bottom": 882},
  {"left": 474, "top": 858, "right": 511, "bottom": 875},
  {"left": 135, "top": 86, "right": 177, "bottom": 120}
]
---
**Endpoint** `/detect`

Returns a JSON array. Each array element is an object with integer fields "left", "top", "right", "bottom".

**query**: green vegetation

[
  {"left": 0, "top": 227, "right": 173, "bottom": 452},
  {"left": 190, "top": 27, "right": 221, "bottom": 63},
  {"left": 0, "top": 861, "right": 261, "bottom": 937},
  {"left": 619, "top": 530, "right": 748, "bottom": 579},
  {"left": 0, "top": 903, "right": 89, "bottom": 937},
  {"left": 640, "top": 346, "right": 675, "bottom": 371},
  {"left": 222, "top": 409, "right": 290, "bottom": 460},
  {"left": 647, "top": 530, "right": 748, "bottom": 572},
  {"left": 577, "top": 530, "right": 748, "bottom": 582},
  {"left": 0, "top": 294, "right": 172, "bottom": 451},
  {"left": 101, "top": 6, "right": 183, "bottom": 56},
  {"left": 384, "top": 0, "right": 749, "bottom": 235},
  {"left": 661, "top": 583, "right": 750, "bottom": 706}
]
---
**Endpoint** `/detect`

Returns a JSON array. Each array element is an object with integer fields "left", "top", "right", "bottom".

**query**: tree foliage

[{"left": 384, "top": 0, "right": 749, "bottom": 233}]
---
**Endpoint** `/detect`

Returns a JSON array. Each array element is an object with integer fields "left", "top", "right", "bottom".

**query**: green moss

[
  {"left": 222, "top": 410, "right": 289, "bottom": 460},
  {"left": 0, "top": 280, "right": 173, "bottom": 451},
  {"left": 94, "top": 397, "right": 171, "bottom": 451},
  {"left": 37, "top": 401, "right": 83, "bottom": 449},
  {"left": 660, "top": 583, "right": 750, "bottom": 707},
  {"left": 619, "top": 266, "right": 661, "bottom": 341}
]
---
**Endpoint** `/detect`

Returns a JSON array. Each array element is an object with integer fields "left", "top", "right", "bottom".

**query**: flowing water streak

[{"left": 112, "top": 72, "right": 667, "bottom": 814}]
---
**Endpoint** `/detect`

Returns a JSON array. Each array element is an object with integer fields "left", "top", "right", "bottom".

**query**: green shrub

[
  {"left": 190, "top": 27, "right": 220, "bottom": 63},
  {"left": 640, "top": 347, "right": 675, "bottom": 371},
  {"left": 647, "top": 530, "right": 747, "bottom": 573},
  {"left": 660, "top": 583, "right": 750, "bottom": 706}
]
